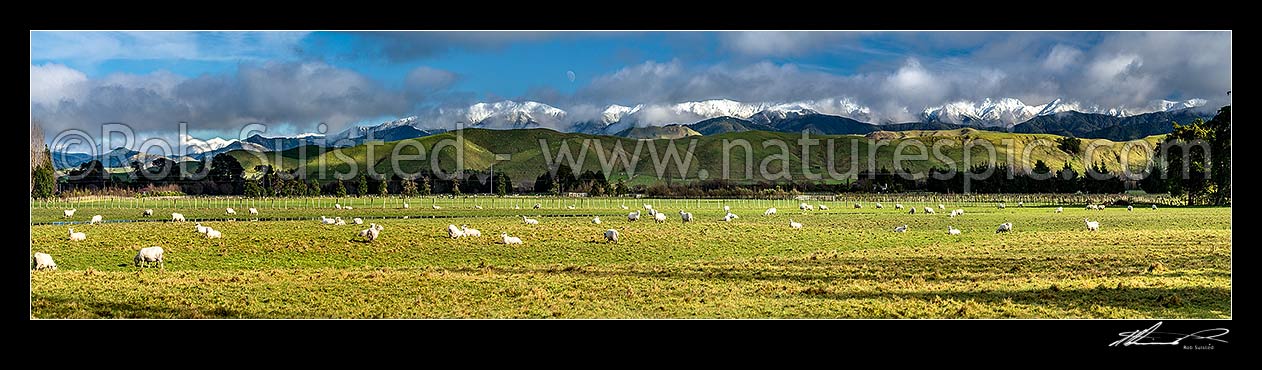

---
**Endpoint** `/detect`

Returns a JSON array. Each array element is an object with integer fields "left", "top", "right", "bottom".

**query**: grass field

[{"left": 29, "top": 197, "right": 1230, "bottom": 318}]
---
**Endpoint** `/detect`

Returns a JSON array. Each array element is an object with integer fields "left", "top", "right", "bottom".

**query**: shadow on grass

[{"left": 33, "top": 294, "right": 240, "bottom": 319}]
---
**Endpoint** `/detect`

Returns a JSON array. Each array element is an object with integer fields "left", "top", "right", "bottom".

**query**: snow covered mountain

[
  {"left": 922, "top": 98, "right": 1209, "bottom": 128},
  {"left": 466, "top": 101, "right": 568, "bottom": 130}
]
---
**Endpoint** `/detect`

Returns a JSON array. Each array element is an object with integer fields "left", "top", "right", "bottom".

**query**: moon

[{"left": 566, "top": 70, "right": 576, "bottom": 82}]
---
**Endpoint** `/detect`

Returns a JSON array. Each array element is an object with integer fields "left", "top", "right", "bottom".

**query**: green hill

[
  {"left": 615, "top": 124, "right": 702, "bottom": 139},
  {"left": 228, "top": 128, "right": 1163, "bottom": 187}
]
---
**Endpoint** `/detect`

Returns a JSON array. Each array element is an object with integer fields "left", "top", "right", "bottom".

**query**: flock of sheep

[{"left": 34, "top": 199, "right": 1156, "bottom": 272}]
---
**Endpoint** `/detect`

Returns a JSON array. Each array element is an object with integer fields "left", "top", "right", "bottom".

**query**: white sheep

[
  {"left": 604, "top": 229, "right": 619, "bottom": 243},
  {"left": 1017, "top": 201, "right": 1024, "bottom": 208},
  {"left": 335, "top": 203, "right": 342, "bottom": 210},
  {"left": 1085, "top": 204, "right": 1096, "bottom": 210},
  {"left": 679, "top": 211, "right": 693, "bottom": 223},
  {"left": 226, "top": 207, "right": 236, "bottom": 215},
  {"left": 654, "top": 212, "right": 667, "bottom": 223},
  {"left": 949, "top": 209, "right": 960, "bottom": 218},
  {"left": 644, "top": 204, "right": 653, "bottom": 210},
  {"left": 789, "top": 219, "right": 802, "bottom": 229},
  {"left": 501, "top": 232, "right": 523, "bottom": 245},
  {"left": 1127, "top": 205, "right": 1134, "bottom": 212},
  {"left": 939, "top": 204, "right": 946, "bottom": 210},
  {"left": 205, "top": 228, "right": 222, "bottom": 239},
  {"left": 1084, "top": 218, "right": 1100, "bottom": 232},
  {"left": 403, "top": 202, "right": 410, "bottom": 209},
  {"left": 353, "top": 217, "right": 364, "bottom": 225},
  {"left": 461, "top": 225, "right": 482, "bottom": 237},
  {"left": 818, "top": 204, "right": 829, "bottom": 210},
  {"left": 894, "top": 225, "right": 908, "bottom": 233},
  {"left": 433, "top": 205, "right": 442, "bottom": 210},
  {"left": 345, "top": 206, "right": 354, "bottom": 210},
  {"left": 723, "top": 212, "right": 739, "bottom": 222},
  {"left": 31, "top": 252, "right": 57, "bottom": 271},
  {"left": 647, "top": 209, "right": 658, "bottom": 216},
  {"left": 90, "top": 215, "right": 103, "bottom": 224},
  {"left": 875, "top": 203, "right": 884, "bottom": 209},
  {"left": 997, "top": 203, "right": 1006, "bottom": 209},
  {"left": 335, "top": 217, "right": 346, "bottom": 225},
  {"left": 947, "top": 226, "right": 961, "bottom": 235},
  {"left": 764, "top": 207, "right": 777, "bottom": 216},
  {"left": 358, "top": 223, "right": 383, "bottom": 238},
  {"left": 800, "top": 203, "right": 814, "bottom": 211},
  {"left": 1097, "top": 205, "right": 1105, "bottom": 210},
  {"left": 723, "top": 205, "right": 730, "bottom": 212},
  {"left": 895, "top": 203, "right": 904, "bottom": 210},
  {"left": 1152, "top": 204, "right": 1158, "bottom": 210},
  {"left": 68, "top": 228, "right": 86, "bottom": 241},
  {"left": 620, "top": 205, "right": 629, "bottom": 210},
  {"left": 447, "top": 224, "right": 466, "bottom": 239},
  {"left": 924, "top": 207, "right": 935, "bottom": 214},
  {"left": 249, "top": 208, "right": 258, "bottom": 215},
  {"left": 567, "top": 205, "right": 575, "bottom": 210},
  {"left": 134, "top": 246, "right": 165, "bottom": 269},
  {"left": 995, "top": 222, "right": 1013, "bottom": 233},
  {"left": 143, "top": 209, "right": 153, "bottom": 217},
  {"left": 475, "top": 205, "right": 483, "bottom": 210},
  {"left": 853, "top": 203, "right": 862, "bottom": 209},
  {"left": 1055, "top": 207, "right": 1063, "bottom": 213},
  {"left": 592, "top": 216, "right": 602, "bottom": 224},
  {"left": 321, "top": 216, "right": 335, "bottom": 225},
  {"left": 195, "top": 223, "right": 208, "bottom": 234},
  {"left": 63, "top": 209, "right": 76, "bottom": 218},
  {"left": 522, "top": 216, "right": 539, "bottom": 225},
  {"left": 534, "top": 203, "right": 542, "bottom": 209},
  {"left": 171, "top": 212, "right": 185, "bottom": 222},
  {"left": 628, "top": 211, "right": 641, "bottom": 221}
]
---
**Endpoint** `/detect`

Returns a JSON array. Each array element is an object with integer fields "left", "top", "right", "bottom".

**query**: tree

[
  {"left": 209, "top": 153, "right": 245, "bottom": 184},
  {"left": 420, "top": 176, "right": 431, "bottom": 196},
  {"left": 377, "top": 176, "right": 389, "bottom": 197},
  {"left": 1164, "top": 117, "right": 1214, "bottom": 205},
  {"left": 1057, "top": 136, "right": 1082, "bottom": 155},
  {"left": 32, "top": 163, "right": 55, "bottom": 198},
  {"left": 1206, "top": 106, "right": 1231, "bottom": 205},
  {"left": 357, "top": 174, "right": 368, "bottom": 197},
  {"left": 308, "top": 179, "right": 322, "bottom": 196},
  {"left": 450, "top": 175, "right": 462, "bottom": 196},
  {"left": 243, "top": 179, "right": 265, "bottom": 197},
  {"left": 334, "top": 179, "right": 347, "bottom": 198},
  {"left": 534, "top": 173, "right": 554, "bottom": 194},
  {"left": 495, "top": 172, "right": 509, "bottom": 196},
  {"left": 401, "top": 178, "right": 419, "bottom": 197}
]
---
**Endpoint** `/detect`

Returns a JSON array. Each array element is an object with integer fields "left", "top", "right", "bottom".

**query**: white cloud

[
  {"left": 30, "top": 63, "right": 88, "bottom": 106},
  {"left": 1042, "top": 44, "right": 1082, "bottom": 71}
]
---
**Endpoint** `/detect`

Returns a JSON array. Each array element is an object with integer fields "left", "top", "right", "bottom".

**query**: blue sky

[{"left": 31, "top": 31, "right": 1231, "bottom": 143}]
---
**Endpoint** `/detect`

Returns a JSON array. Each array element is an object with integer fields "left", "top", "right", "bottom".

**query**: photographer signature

[{"left": 1109, "top": 322, "right": 1229, "bottom": 347}]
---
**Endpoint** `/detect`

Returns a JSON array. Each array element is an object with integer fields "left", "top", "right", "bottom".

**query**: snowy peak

[
  {"left": 181, "top": 135, "right": 239, "bottom": 154},
  {"left": 668, "top": 99, "right": 768, "bottom": 119},
  {"left": 601, "top": 104, "right": 643, "bottom": 124},
  {"left": 466, "top": 100, "right": 568, "bottom": 130},
  {"left": 921, "top": 98, "right": 1044, "bottom": 128}
]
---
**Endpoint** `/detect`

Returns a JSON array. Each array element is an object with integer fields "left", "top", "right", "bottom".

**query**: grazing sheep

[
  {"left": 818, "top": 204, "right": 829, "bottom": 210},
  {"left": 475, "top": 205, "right": 483, "bottom": 210},
  {"left": 501, "top": 233, "right": 523, "bottom": 245},
  {"left": 522, "top": 216, "right": 539, "bottom": 225},
  {"left": 1055, "top": 207, "right": 1063, "bottom": 213},
  {"left": 924, "top": 207, "right": 935, "bottom": 214},
  {"left": 534, "top": 203, "right": 542, "bottom": 209},
  {"left": 321, "top": 216, "right": 336, "bottom": 225},
  {"left": 195, "top": 223, "right": 209, "bottom": 234},
  {"left": 32, "top": 252, "right": 57, "bottom": 271},
  {"left": 1084, "top": 218, "right": 1100, "bottom": 232},
  {"left": 249, "top": 208, "right": 258, "bottom": 215},
  {"left": 620, "top": 205, "right": 629, "bottom": 210},
  {"left": 997, "top": 203, "right": 1006, "bottom": 209},
  {"left": 939, "top": 204, "right": 946, "bottom": 210},
  {"left": 205, "top": 228, "right": 222, "bottom": 239},
  {"left": 1127, "top": 205, "right": 1134, "bottom": 212},
  {"left": 723, "top": 205, "right": 730, "bottom": 212},
  {"left": 226, "top": 208, "right": 236, "bottom": 215},
  {"left": 1086, "top": 204, "right": 1096, "bottom": 210},
  {"left": 648, "top": 209, "right": 658, "bottom": 216},
  {"left": 461, "top": 225, "right": 482, "bottom": 237},
  {"left": 1152, "top": 204, "right": 1158, "bottom": 210},
  {"left": 1017, "top": 202, "right": 1024, "bottom": 208},
  {"left": 335, "top": 217, "right": 346, "bottom": 225},
  {"left": 949, "top": 209, "right": 961, "bottom": 218},
  {"left": 654, "top": 212, "right": 667, "bottom": 223},
  {"left": 679, "top": 211, "right": 693, "bottom": 223},
  {"left": 352, "top": 217, "right": 364, "bottom": 225},
  {"left": 628, "top": 211, "right": 641, "bottom": 221},
  {"left": 433, "top": 205, "right": 442, "bottom": 210},
  {"left": 447, "top": 224, "right": 466, "bottom": 239},
  {"left": 335, "top": 203, "right": 342, "bottom": 210},
  {"left": 875, "top": 202, "right": 884, "bottom": 209},
  {"left": 358, "top": 223, "right": 384, "bottom": 238},
  {"left": 68, "top": 228, "right": 86, "bottom": 241},
  {"left": 403, "top": 202, "right": 410, "bottom": 209},
  {"left": 800, "top": 203, "right": 814, "bottom": 211},
  {"left": 723, "top": 212, "right": 739, "bottom": 222},
  {"left": 995, "top": 222, "right": 1013, "bottom": 234},
  {"left": 90, "top": 215, "right": 103, "bottom": 224},
  {"left": 853, "top": 203, "right": 862, "bottom": 209},
  {"left": 567, "top": 205, "right": 575, "bottom": 210},
  {"left": 894, "top": 225, "right": 908, "bottom": 233},
  {"left": 143, "top": 209, "right": 153, "bottom": 217},
  {"left": 909, "top": 207, "right": 915, "bottom": 214},
  {"left": 63, "top": 209, "right": 76, "bottom": 218},
  {"left": 604, "top": 229, "right": 619, "bottom": 243},
  {"left": 764, "top": 207, "right": 777, "bottom": 216},
  {"left": 789, "top": 219, "right": 803, "bottom": 229},
  {"left": 895, "top": 203, "right": 904, "bottom": 210},
  {"left": 644, "top": 204, "right": 653, "bottom": 210},
  {"left": 592, "top": 216, "right": 602, "bottom": 224},
  {"left": 171, "top": 213, "right": 185, "bottom": 222},
  {"left": 134, "top": 246, "right": 165, "bottom": 269},
  {"left": 1097, "top": 205, "right": 1105, "bottom": 210},
  {"left": 347, "top": 206, "right": 354, "bottom": 210},
  {"left": 947, "top": 226, "right": 961, "bottom": 235}
]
